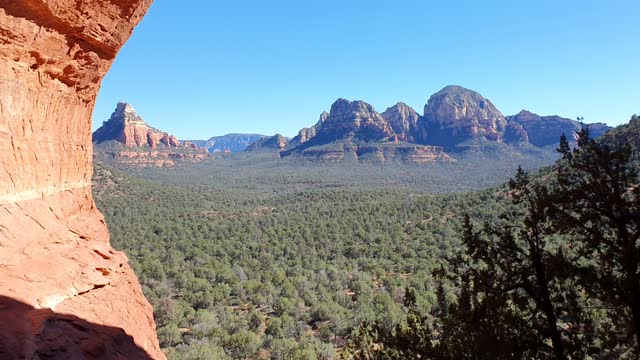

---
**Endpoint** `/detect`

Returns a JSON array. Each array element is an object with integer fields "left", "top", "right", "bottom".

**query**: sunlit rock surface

[{"left": 0, "top": 0, "right": 164, "bottom": 358}]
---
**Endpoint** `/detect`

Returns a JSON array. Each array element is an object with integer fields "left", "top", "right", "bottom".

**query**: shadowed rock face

[
  {"left": 245, "top": 134, "right": 289, "bottom": 151},
  {"left": 323, "top": 99, "right": 396, "bottom": 142},
  {"left": 503, "top": 121, "right": 529, "bottom": 144},
  {"left": 0, "top": 1, "right": 163, "bottom": 359},
  {"left": 282, "top": 99, "right": 454, "bottom": 162},
  {"left": 507, "top": 110, "right": 611, "bottom": 147},
  {"left": 0, "top": 296, "right": 154, "bottom": 359},
  {"left": 285, "top": 99, "right": 396, "bottom": 154},
  {"left": 289, "top": 112, "right": 329, "bottom": 148},
  {"left": 282, "top": 86, "right": 612, "bottom": 162},
  {"left": 382, "top": 102, "right": 422, "bottom": 143}
]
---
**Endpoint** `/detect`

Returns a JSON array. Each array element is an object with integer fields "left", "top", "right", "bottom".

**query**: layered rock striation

[
  {"left": 94, "top": 102, "right": 182, "bottom": 149},
  {"left": 280, "top": 99, "right": 450, "bottom": 163},
  {"left": 382, "top": 102, "right": 422, "bottom": 143},
  {"left": 297, "top": 143, "right": 452, "bottom": 164},
  {"left": 278, "top": 85, "right": 610, "bottom": 162},
  {"left": 421, "top": 86, "right": 611, "bottom": 149},
  {"left": 421, "top": 85, "right": 508, "bottom": 147},
  {"left": 284, "top": 99, "right": 397, "bottom": 152},
  {"left": 112, "top": 150, "right": 208, "bottom": 167},
  {"left": 93, "top": 102, "right": 208, "bottom": 167},
  {"left": 0, "top": 1, "right": 163, "bottom": 358},
  {"left": 320, "top": 99, "right": 396, "bottom": 143}
]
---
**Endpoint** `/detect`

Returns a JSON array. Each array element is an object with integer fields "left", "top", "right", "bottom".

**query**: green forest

[{"left": 93, "top": 116, "right": 640, "bottom": 359}]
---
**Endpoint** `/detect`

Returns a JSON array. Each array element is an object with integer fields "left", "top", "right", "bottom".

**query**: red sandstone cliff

[
  {"left": 0, "top": 1, "right": 164, "bottom": 359},
  {"left": 93, "top": 102, "right": 208, "bottom": 167},
  {"left": 94, "top": 102, "right": 184, "bottom": 149}
]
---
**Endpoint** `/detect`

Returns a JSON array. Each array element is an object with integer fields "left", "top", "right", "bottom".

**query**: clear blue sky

[{"left": 93, "top": 0, "right": 639, "bottom": 139}]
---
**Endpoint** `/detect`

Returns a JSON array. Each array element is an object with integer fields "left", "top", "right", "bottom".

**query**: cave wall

[{"left": 0, "top": 1, "right": 163, "bottom": 358}]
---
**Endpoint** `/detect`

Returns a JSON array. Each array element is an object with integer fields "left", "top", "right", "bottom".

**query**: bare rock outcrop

[
  {"left": 282, "top": 99, "right": 450, "bottom": 163},
  {"left": 322, "top": 99, "right": 396, "bottom": 142},
  {"left": 506, "top": 110, "right": 611, "bottom": 147},
  {"left": 381, "top": 102, "right": 422, "bottom": 143},
  {"left": 289, "top": 111, "right": 329, "bottom": 148},
  {"left": 245, "top": 134, "right": 289, "bottom": 151},
  {"left": 503, "top": 121, "right": 529, "bottom": 144},
  {"left": 421, "top": 85, "right": 507, "bottom": 147},
  {"left": 282, "top": 86, "right": 612, "bottom": 162},
  {"left": 284, "top": 99, "right": 397, "bottom": 156},
  {"left": 94, "top": 102, "right": 187, "bottom": 149},
  {"left": 93, "top": 103, "right": 208, "bottom": 167},
  {"left": 0, "top": 1, "right": 163, "bottom": 359}
]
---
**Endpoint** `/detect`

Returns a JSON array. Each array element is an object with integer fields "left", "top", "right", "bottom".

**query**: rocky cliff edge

[{"left": 0, "top": 1, "right": 163, "bottom": 358}]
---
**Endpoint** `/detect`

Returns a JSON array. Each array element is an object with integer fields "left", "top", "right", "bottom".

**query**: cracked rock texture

[{"left": 0, "top": 0, "right": 163, "bottom": 359}]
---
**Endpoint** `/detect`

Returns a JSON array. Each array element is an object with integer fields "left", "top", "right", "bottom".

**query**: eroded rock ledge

[{"left": 0, "top": 0, "right": 163, "bottom": 358}]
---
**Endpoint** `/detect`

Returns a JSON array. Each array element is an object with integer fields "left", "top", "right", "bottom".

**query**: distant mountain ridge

[
  {"left": 186, "top": 133, "right": 266, "bottom": 153},
  {"left": 246, "top": 85, "right": 612, "bottom": 163},
  {"left": 245, "top": 134, "right": 289, "bottom": 151},
  {"left": 95, "top": 87, "right": 614, "bottom": 168},
  {"left": 506, "top": 110, "right": 610, "bottom": 148}
]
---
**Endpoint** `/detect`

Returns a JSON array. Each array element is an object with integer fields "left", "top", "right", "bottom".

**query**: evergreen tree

[{"left": 552, "top": 126, "right": 640, "bottom": 352}]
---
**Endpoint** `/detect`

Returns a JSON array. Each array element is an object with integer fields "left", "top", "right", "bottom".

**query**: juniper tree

[
  {"left": 451, "top": 172, "right": 568, "bottom": 359},
  {"left": 552, "top": 126, "right": 640, "bottom": 351}
]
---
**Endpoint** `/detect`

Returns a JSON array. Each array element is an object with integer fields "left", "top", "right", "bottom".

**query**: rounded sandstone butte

[
  {"left": 421, "top": 85, "right": 507, "bottom": 147},
  {"left": 0, "top": 1, "right": 164, "bottom": 359}
]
